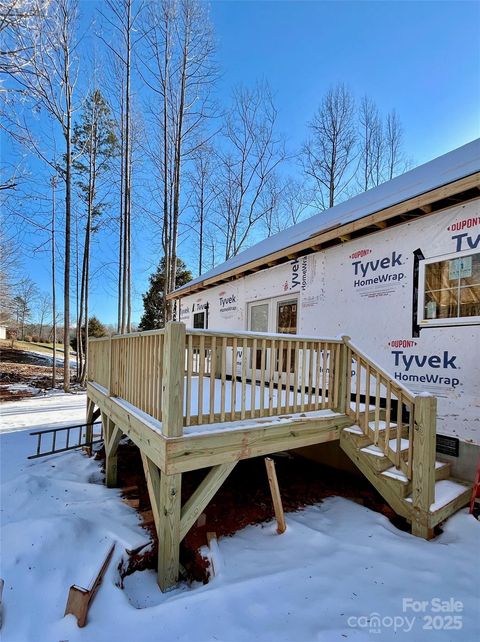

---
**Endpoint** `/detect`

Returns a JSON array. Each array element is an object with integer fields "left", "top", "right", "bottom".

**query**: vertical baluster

[
  {"left": 241, "top": 338, "right": 247, "bottom": 419},
  {"left": 198, "top": 335, "right": 205, "bottom": 424},
  {"left": 333, "top": 343, "right": 340, "bottom": 409},
  {"left": 277, "top": 339, "right": 284, "bottom": 413},
  {"left": 328, "top": 344, "right": 335, "bottom": 409},
  {"left": 407, "top": 402, "right": 414, "bottom": 479},
  {"left": 321, "top": 343, "right": 328, "bottom": 409},
  {"left": 210, "top": 336, "right": 216, "bottom": 423},
  {"left": 186, "top": 334, "right": 193, "bottom": 426},
  {"left": 363, "top": 363, "right": 370, "bottom": 434},
  {"left": 300, "top": 341, "right": 307, "bottom": 412},
  {"left": 231, "top": 337, "right": 237, "bottom": 420},
  {"left": 396, "top": 392, "right": 402, "bottom": 468},
  {"left": 220, "top": 337, "right": 227, "bottom": 422},
  {"left": 384, "top": 379, "right": 392, "bottom": 455},
  {"left": 285, "top": 339, "right": 292, "bottom": 413},
  {"left": 307, "top": 343, "right": 314, "bottom": 408},
  {"left": 250, "top": 338, "right": 257, "bottom": 418},
  {"left": 373, "top": 375, "right": 381, "bottom": 445},
  {"left": 268, "top": 339, "right": 275, "bottom": 415},
  {"left": 260, "top": 338, "right": 267, "bottom": 416},
  {"left": 345, "top": 346, "right": 352, "bottom": 414},
  {"left": 355, "top": 357, "right": 361, "bottom": 422},
  {"left": 314, "top": 343, "right": 321, "bottom": 410}
]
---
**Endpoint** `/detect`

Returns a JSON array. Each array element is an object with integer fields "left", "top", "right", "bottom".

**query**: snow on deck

[
  {"left": 91, "top": 377, "right": 328, "bottom": 436},
  {"left": 1, "top": 393, "right": 479, "bottom": 641}
]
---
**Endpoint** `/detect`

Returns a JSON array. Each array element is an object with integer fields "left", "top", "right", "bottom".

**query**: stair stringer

[{"left": 340, "top": 429, "right": 412, "bottom": 521}]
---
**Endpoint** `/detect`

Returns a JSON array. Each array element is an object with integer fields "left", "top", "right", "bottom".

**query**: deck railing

[
  {"left": 88, "top": 324, "right": 344, "bottom": 428},
  {"left": 88, "top": 323, "right": 437, "bottom": 529},
  {"left": 184, "top": 329, "right": 343, "bottom": 426}
]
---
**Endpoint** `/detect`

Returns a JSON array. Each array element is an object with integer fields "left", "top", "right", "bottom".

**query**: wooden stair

[{"left": 340, "top": 423, "right": 471, "bottom": 531}]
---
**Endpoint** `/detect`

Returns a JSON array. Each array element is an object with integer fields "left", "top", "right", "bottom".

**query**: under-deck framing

[{"left": 87, "top": 323, "right": 470, "bottom": 591}]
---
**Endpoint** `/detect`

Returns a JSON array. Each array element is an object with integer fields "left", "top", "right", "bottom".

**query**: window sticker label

[{"left": 448, "top": 256, "right": 472, "bottom": 280}]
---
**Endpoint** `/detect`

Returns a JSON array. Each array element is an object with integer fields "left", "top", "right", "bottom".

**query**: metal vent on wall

[{"left": 436, "top": 434, "right": 460, "bottom": 458}]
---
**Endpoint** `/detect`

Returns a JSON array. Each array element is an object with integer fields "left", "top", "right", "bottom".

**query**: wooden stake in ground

[
  {"left": 265, "top": 457, "right": 286, "bottom": 534},
  {"left": 64, "top": 543, "right": 115, "bottom": 627}
]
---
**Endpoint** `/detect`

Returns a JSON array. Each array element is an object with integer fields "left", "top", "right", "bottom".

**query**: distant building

[{"left": 0, "top": 326, "right": 7, "bottom": 340}]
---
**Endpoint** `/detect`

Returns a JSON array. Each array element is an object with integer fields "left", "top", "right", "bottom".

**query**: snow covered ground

[{"left": 1, "top": 393, "right": 479, "bottom": 642}]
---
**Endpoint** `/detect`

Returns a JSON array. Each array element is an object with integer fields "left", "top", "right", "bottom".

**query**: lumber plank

[
  {"left": 265, "top": 458, "right": 286, "bottom": 534},
  {"left": 157, "top": 472, "right": 182, "bottom": 592},
  {"left": 179, "top": 462, "right": 237, "bottom": 541},
  {"left": 166, "top": 415, "right": 350, "bottom": 474}
]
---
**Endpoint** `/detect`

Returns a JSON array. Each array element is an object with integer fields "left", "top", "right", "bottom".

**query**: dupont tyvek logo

[
  {"left": 351, "top": 250, "right": 405, "bottom": 295},
  {"left": 391, "top": 349, "right": 460, "bottom": 389},
  {"left": 447, "top": 216, "right": 480, "bottom": 232},
  {"left": 218, "top": 290, "right": 237, "bottom": 316},
  {"left": 448, "top": 216, "right": 480, "bottom": 252},
  {"left": 290, "top": 257, "right": 309, "bottom": 291},
  {"left": 349, "top": 248, "right": 372, "bottom": 260},
  {"left": 388, "top": 339, "right": 417, "bottom": 348}
]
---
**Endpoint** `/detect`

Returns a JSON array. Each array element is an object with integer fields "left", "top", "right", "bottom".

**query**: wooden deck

[{"left": 87, "top": 323, "right": 470, "bottom": 591}]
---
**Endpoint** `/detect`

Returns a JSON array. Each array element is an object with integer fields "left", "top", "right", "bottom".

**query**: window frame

[
  {"left": 193, "top": 310, "right": 207, "bottom": 329},
  {"left": 418, "top": 248, "right": 480, "bottom": 328}
]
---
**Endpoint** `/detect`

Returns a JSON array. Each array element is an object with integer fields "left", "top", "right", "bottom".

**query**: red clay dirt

[{"left": 103, "top": 441, "right": 410, "bottom": 585}]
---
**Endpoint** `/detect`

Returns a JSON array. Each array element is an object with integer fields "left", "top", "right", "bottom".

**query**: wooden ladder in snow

[{"left": 338, "top": 338, "right": 471, "bottom": 538}]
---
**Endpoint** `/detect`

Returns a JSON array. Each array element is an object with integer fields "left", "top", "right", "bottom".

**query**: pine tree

[
  {"left": 72, "top": 89, "right": 118, "bottom": 383},
  {"left": 139, "top": 257, "right": 192, "bottom": 330}
]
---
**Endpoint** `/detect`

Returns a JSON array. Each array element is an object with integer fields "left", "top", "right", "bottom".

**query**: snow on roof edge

[{"left": 175, "top": 138, "right": 480, "bottom": 296}]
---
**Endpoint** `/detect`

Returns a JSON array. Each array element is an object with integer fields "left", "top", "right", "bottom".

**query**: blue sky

[{"left": 12, "top": 0, "right": 480, "bottom": 326}]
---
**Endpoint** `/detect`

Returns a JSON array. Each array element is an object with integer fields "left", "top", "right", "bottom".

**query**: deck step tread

[
  {"left": 368, "top": 421, "right": 398, "bottom": 431},
  {"left": 405, "top": 479, "right": 471, "bottom": 512},
  {"left": 381, "top": 461, "right": 449, "bottom": 483},
  {"left": 361, "top": 437, "right": 410, "bottom": 457},
  {"left": 344, "top": 425, "right": 364, "bottom": 435}
]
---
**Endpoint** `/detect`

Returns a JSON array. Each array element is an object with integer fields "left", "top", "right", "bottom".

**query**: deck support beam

[
  {"left": 103, "top": 413, "right": 123, "bottom": 488},
  {"left": 86, "top": 398, "right": 95, "bottom": 445},
  {"left": 180, "top": 462, "right": 237, "bottom": 541}
]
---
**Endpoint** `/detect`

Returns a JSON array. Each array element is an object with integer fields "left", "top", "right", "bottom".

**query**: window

[
  {"left": 418, "top": 250, "right": 480, "bottom": 326},
  {"left": 193, "top": 311, "right": 206, "bottom": 329}
]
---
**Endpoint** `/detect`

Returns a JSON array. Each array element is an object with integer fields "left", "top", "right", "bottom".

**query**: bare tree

[
  {"left": 263, "top": 177, "right": 310, "bottom": 237},
  {"left": 100, "top": 0, "right": 144, "bottom": 333},
  {"left": 385, "top": 109, "right": 406, "bottom": 180},
  {"left": 214, "top": 83, "right": 287, "bottom": 260},
  {"left": 357, "top": 95, "right": 384, "bottom": 191},
  {"left": 140, "top": 0, "right": 217, "bottom": 320},
  {"left": 36, "top": 293, "right": 51, "bottom": 339},
  {"left": 0, "top": 0, "right": 49, "bottom": 77},
  {"left": 188, "top": 143, "right": 216, "bottom": 275},
  {"left": 4, "top": 0, "right": 80, "bottom": 390},
  {"left": 303, "top": 83, "right": 356, "bottom": 209},
  {"left": 13, "top": 277, "right": 38, "bottom": 339}
]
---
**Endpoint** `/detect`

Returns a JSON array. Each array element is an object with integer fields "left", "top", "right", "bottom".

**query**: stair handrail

[{"left": 342, "top": 337, "right": 437, "bottom": 533}]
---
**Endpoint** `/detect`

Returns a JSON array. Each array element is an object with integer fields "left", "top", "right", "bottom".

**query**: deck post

[
  {"left": 336, "top": 336, "right": 351, "bottom": 414},
  {"left": 411, "top": 394, "right": 436, "bottom": 539},
  {"left": 104, "top": 413, "right": 122, "bottom": 488},
  {"left": 158, "top": 321, "right": 185, "bottom": 590},
  {"left": 157, "top": 472, "right": 182, "bottom": 591},
  {"left": 162, "top": 321, "right": 185, "bottom": 438},
  {"left": 86, "top": 397, "right": 95, "bottom": 445}
]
